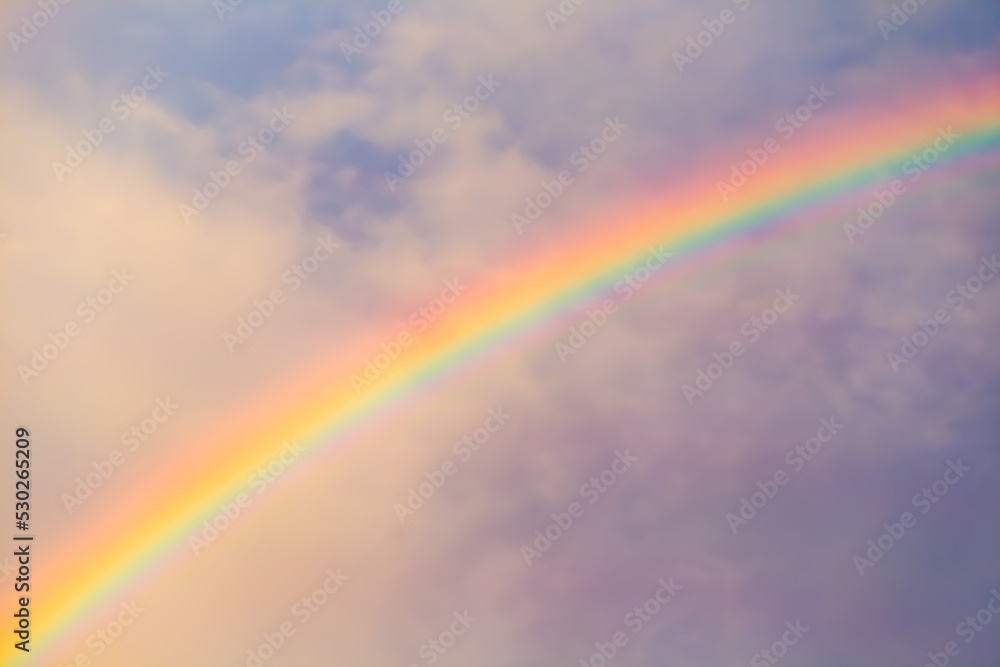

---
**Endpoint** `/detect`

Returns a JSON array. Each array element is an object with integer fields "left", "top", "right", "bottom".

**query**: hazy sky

[{"left": 1, "top": 1, "right": 998, "bottom": 666}]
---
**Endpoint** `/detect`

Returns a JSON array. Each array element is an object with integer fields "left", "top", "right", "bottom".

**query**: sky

[{"left": 1, "top": 1, "right": 999, "bottom": 666}]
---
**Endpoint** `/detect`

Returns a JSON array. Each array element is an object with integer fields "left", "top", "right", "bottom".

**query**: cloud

[{"left": 1, "top": 0, "right": 998, "bottom": 665}]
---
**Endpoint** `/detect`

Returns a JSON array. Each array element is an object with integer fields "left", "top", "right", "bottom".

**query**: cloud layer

[{"left": 1, "top": 1, "right": 998, "bottom": 665}]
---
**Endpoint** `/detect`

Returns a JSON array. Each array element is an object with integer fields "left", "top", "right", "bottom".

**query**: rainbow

[{"left": 15, "top": 77, "right": 1000, "bottom": 664}]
